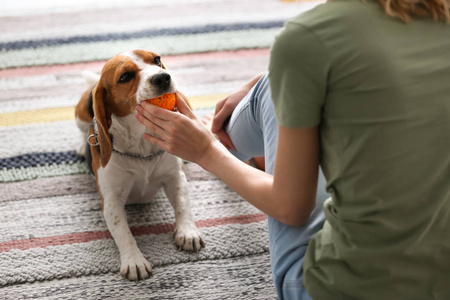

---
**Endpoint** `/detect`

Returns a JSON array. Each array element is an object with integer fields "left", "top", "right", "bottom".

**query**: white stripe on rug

[{"left": 0, "top": 0, "right": 250, "bottom": 17}]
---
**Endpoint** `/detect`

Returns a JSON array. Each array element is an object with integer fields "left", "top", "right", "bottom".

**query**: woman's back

[{"left": 269, "top": 0, "right": 450, "bottom": 298}]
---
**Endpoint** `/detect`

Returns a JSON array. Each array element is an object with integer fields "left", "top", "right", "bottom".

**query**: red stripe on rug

[
  {"left": 0, "top": 48, "right": 270, "bottom": 78},
  {"left": 0, "top": 213, "right": 267, "bottom": 252}
]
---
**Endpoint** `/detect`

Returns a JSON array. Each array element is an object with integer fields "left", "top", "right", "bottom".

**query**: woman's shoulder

[{"left": 288, "top": 0, "right": 382, "bottom": 31}]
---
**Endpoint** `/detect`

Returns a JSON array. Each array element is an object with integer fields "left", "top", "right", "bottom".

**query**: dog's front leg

[
  {"left": 103, "top": 200, "right": 152, "bottom": 280},
  {"left": 164, "top": 170, "right": 205, "bottom": 252}
]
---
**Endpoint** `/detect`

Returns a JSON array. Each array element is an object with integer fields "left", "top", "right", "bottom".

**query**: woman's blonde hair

[{"left": 376, "top": 0, "right": 450, "bottom": 22}]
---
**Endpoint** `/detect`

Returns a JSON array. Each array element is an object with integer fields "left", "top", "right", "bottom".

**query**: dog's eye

[
  {"left": 154, "top": 56, "right": 162, "bottom": 67},
  {"left": 118, "top": 72, "right": 135, "bottom": 84}
]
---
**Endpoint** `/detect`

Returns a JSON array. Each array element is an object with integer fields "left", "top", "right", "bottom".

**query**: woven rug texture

[{"left": 0, "top": 0, "right": 322, "bottom": 298}]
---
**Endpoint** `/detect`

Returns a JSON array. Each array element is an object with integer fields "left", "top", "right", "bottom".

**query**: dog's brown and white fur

[{"left": 75, "top": 49, "right": 204, "bottom": 281}]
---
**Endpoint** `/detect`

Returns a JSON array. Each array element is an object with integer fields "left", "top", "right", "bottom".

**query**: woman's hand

[
  {"left": 135, "top": 92, "right": 219, "bottom": 164},
  {"left": 211, "top": 72, "right": 265, "bottom": 151},
  {"left": 210, "top": 90, "right": 247, "bottom": 151}
]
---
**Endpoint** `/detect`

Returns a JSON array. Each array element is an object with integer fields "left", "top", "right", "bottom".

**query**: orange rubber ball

[{"left": 147, "top": 93, "right": 176, "bottom": 110}]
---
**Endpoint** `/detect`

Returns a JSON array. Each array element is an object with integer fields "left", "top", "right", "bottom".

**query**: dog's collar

[
  {"left": 87, "top": 117, "right": 100, "bottom": 147},
  {"left": 111, "top": 147, "right": 165, "bottom": 161},
  {"left": 87, "top": 117, "right": 165, "bottom": 161}
]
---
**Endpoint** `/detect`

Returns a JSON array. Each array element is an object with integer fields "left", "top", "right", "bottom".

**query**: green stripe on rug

[
  {"left": 0, "top": 162, "right": 89, "bottom": 183},
  {"left": 1, "top": 29, "right": 279, "bottom": 69}
]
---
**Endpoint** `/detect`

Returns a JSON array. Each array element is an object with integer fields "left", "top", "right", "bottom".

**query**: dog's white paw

[
  {"left": 120, "top": 251, "right": 152, "bottom": 281},
  {"left": 174, "top": 224, "right": 205, "bottom": 252}
]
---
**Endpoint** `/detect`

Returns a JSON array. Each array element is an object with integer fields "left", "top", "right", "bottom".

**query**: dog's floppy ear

[{"left": 92, "top": 81, "right": 112, "bottom": 168}]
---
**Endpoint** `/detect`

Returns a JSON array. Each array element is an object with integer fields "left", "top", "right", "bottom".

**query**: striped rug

[{"left": 0, "top": 0, "right": 322, "bottom": 298}]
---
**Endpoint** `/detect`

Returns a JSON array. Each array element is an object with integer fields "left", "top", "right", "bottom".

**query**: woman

[{"left": 136, "top": 0, "right": 450, "bottom": 298}]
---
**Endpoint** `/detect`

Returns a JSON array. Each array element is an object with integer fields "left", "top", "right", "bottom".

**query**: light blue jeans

[{"left": 225, "top": 73, "right": 328, "bottom": 300}]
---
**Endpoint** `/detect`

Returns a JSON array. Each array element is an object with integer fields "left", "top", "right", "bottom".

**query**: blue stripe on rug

[
  {"left": 0, "top": 151, "right": 83, "bottom": 170},
  {"left": 0, "top": 21, "right": 284, "bottom": 51}
]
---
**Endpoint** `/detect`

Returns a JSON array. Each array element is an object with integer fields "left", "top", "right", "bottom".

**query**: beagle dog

[{"left": 75, "top": 49, "right": 205, "bottom": 281}]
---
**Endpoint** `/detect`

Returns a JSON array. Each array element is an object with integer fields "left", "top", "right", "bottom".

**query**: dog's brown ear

[{"left": 92, "top": 82, "right": 112, "bottom": 167}]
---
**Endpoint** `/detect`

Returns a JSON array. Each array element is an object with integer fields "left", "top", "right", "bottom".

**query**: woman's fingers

[
  {"left": 135, "top": 104, "right": 169, "bottom": 138},
  {"left": 211, "top": 98, "right": 228, "bottom": 134},
  {"left": 137, "top": 102, "right": 166, "bottom": 121},
  {"left": 215, "top": 129, "right": 236, "bottom": 152},
  {"left": 214, "top": 97, "right": 226, "bottom": 116},
  {"left": 175, "top": 92, "right": 196, "bottom": 119},
  {"left": 143, "top": 132, "right": 165, "bottom": 148},
  {"left": 136, "top": 111, "right": 165, "bottom": 137}
]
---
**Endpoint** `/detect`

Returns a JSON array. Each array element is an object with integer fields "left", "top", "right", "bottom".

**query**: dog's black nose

[{"left": 150, "top": 73, "right": 171, "bottom": 90}]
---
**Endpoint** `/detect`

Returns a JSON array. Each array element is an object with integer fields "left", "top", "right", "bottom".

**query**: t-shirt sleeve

[{"left": 269, "top": 21, "right": 329, "bottom": 128}]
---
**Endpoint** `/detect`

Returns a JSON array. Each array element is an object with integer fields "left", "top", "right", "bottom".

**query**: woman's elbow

[
  {"left": 277, "top": 214, "right": 309, "bottom": 227},
  {"left": 276, "top": 198, "right": 315, "bottom": 227}
]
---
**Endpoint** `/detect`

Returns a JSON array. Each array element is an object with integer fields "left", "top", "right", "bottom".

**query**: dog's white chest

[
  {"left": 96, "top": 114, "right": 182, "bottom": 205},
  {"left": 98, "top": 152, "right": 181, "bottom": 205}
]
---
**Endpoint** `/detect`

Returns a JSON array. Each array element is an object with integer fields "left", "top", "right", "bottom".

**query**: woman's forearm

[
  {"left": 199, "top": 140, "right": 280, "bottom": 219},
  {"left": 199, "top": 127, "right": 319, "bottom": 227}
]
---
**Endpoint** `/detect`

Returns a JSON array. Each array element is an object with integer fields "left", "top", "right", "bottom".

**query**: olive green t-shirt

[{"left": 269, "top": 0, "right": 450, "bottom": 299}]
